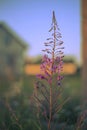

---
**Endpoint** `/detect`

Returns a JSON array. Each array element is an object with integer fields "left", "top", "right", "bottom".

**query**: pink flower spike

[
  {"left": 58, "top": 81, "right": 61, "bottom": 86},
  {"left": 57, "top": 76, "right": 64, "bottom": 81},
  {"left": 36, "top": 74, "right": 47, "bottom": 80}
]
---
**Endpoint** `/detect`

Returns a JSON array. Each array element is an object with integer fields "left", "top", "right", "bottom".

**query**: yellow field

[{"left": 24, "top": 63, "right": 77, "bottom": 75}]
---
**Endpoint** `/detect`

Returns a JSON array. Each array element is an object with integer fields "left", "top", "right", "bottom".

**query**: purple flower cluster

[
  {"left": 33, "top": 11, "right": 65, "bottom": 130},
  {"left": 37, "top": 11, "right": 64, "bottom": 86}
]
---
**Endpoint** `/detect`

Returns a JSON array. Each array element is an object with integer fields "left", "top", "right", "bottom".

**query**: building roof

[{"left": 0, "top": 21, "right": 28, "bottom": 49}]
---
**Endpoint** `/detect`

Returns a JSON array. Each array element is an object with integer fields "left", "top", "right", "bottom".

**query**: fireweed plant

[{"left": 32, "top": 11, "right": 69, "bottom": 130}]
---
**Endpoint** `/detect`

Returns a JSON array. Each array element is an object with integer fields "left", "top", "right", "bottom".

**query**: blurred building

[{"left": 0, "top": 22, "right": 27, "bottom": 79}]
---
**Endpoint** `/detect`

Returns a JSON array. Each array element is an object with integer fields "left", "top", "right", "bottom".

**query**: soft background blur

[
  {"left": 0, "top": 0, "right": 83, "bottom": 130},
  {"left": 0, "top": 0, "right": 81, "bottom": 64}
]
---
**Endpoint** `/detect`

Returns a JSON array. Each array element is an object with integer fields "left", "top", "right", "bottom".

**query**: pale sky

[{"left": 0, "top": 0, "right": 81, "bottom": 63}]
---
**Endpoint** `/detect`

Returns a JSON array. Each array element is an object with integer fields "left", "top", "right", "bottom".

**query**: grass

[
  {"left": 63, "top": 73, "right": 81, "bottom": 97},
  {"left": 0, "top": 73, "right": 82, "bottom": 130}
]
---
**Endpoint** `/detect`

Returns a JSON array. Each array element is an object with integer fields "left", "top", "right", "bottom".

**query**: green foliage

[
  {"left": 63, "top": 56, "right": 76, "bottom": 63},
  {"left": 58, "top": 98, "right": 81, "bottom": 124},
  {"left": 0, "top": 74, "right": 82, "bottom": 130}
]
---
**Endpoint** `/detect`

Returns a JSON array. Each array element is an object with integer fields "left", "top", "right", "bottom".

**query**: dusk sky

[{"left": 0, "top": 0, "right": 81, "bottom": 63}]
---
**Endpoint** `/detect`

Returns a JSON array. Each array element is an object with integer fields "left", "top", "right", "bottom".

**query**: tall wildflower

[{"left": 32, "top": 11, "right": 67, "bottom": 130}]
